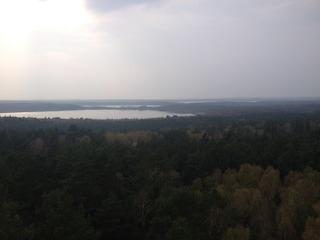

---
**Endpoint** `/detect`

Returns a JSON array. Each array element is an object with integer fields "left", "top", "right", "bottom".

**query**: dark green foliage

[
  {"left": 0, "top": 185, "right": 33, "bottom": 240},
  {"left": 36, "top": 189, "right": 100, "bottom": 240},
  {"left": 0, "top": 112, "right": 320, "bottom": 239}
]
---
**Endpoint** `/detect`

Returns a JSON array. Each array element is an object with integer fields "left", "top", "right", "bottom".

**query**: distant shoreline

[{"left": 0, "top": 99, "right": 320, "bottom": 116}]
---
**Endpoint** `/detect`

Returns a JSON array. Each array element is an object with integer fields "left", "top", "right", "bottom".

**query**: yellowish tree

[{"left": 224, "top": 226, "right": 250, "bottom": 240}]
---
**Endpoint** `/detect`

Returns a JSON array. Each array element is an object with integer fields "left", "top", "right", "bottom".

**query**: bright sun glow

[
  {"left": 0, "top": 0, "right": 89, "bottom": 46},
  {"left": 0, "top": 0, "right": 92, "bottom": 99}
]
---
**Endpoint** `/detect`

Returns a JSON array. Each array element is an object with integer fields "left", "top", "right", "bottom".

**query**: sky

[{"left": 0, "top": 0, "right": 320, "bottom": 100}]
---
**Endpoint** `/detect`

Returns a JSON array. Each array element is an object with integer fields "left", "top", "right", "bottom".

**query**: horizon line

[{"left": 1, "top": 97, "right": 320, "bottom": 102}]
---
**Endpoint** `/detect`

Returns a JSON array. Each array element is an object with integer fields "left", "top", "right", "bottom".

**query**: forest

[{"left": 0, "top": 111, "right": 320, "bottom": 240}]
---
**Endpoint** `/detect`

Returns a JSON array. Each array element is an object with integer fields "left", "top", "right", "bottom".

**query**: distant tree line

[{"left": 0, "top": 112, "right": 320, "bottom": 239}]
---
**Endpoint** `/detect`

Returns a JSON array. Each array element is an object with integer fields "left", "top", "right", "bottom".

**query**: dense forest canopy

[{"left": 0, "top": 111, "right": 320, "bottom": 239}]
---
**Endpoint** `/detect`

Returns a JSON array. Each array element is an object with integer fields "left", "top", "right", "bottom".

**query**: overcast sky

[{"left": 0, "top": 0, "right": 319, "bottom": 100}]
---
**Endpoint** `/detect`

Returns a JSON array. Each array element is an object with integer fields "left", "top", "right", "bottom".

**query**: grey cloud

[
  {"left": 2, "top": 0, "right": 320, "bottom": 100},
  {"left": 86, "top": 0, "right": 160, "bottom": 13}
]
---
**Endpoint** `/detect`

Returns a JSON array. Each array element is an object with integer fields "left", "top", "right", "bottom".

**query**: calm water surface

[{"left": 0, "top": 109, "right": 193, "bottom": 119}]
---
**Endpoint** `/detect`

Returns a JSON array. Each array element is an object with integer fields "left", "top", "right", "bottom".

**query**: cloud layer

[
  {"left": 86, "top": 0, "right": 159, "bottom": 13},
  {"left": 0, "top": 0, "right": 320, "bottom": 99}
]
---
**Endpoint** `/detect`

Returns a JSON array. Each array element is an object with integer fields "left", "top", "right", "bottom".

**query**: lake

[{"left": 0, "top": 109, "right": 194, "bottom": 119}]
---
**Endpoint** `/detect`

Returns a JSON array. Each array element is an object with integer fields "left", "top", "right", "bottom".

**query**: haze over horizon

[{"left": 1, "top": 0, "right": 320, "bottom": 100}]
